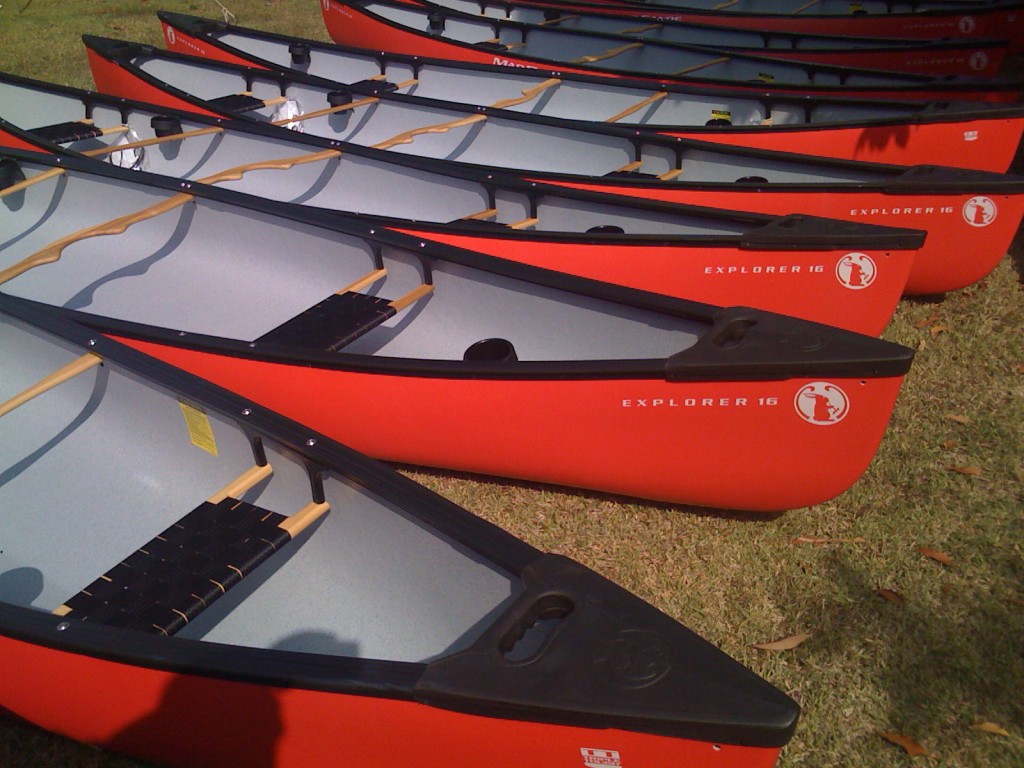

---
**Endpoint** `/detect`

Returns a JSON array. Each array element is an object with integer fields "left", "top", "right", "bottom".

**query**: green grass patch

[{"left": 1, "top": 1, "right": 1022, "bottom": 765}]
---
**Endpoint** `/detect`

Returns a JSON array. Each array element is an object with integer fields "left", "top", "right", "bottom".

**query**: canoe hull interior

[
  {"left": 115, "top": 335, "right": 908, "bottom": 511},
  {"left": 161, "top": 13, "right": 1024, "bottom": 173},
  {"left": 76, "top": 40, "right": 1024, "bottom": 295}
]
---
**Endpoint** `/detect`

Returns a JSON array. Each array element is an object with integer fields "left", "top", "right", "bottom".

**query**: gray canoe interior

[
  {"left": 212, "top": 29, "right": 931, "bottom": 127},
  {"left": 0, "top": 159, "right": 702, "bottom": 360},
  {"left": 37, "top": 60, "right": 881, "bottom": 183},
  {"left": 1, "top": 80, "right": 773, "bottom": 237},
  {"left": 0, "top": 315, "right": 519, "bottom": 661}
]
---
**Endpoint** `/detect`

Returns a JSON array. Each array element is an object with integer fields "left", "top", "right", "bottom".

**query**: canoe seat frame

[{"left": 54, "top": 448, "right": 330, "bottom": 635}]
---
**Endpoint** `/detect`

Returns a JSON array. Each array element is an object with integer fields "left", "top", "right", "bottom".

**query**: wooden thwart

[
  {"left": 195, "top": 148, "right": 343, "bottom": 185},
  {"left": 0, "top": 166, "right": 65, "bottom": 200},
  {"left": 272, "top": 94, "right": 380, "bottom": 125},
  {"left": 488, "top": 77, "right": 561, "bottom": 109},
  {"left": 0, "top": 192, "right": 193, "bottom": 287},
  {"left": 570, "top": 41, "right": 644, "bottom": 65},
  {"left": 372, "top": 113, "right": 487, "bottom": 150},
  {"left": 538, "top": 13, "right": 580, "bottom": 26},
  {"left": 82, "top": 126, "right": 226, "bottom": 159},
  {"left": 0, "top": 352, "right": 103, "bottom": 419},
  {"left": 673, "top": 56, "right": 731, "bottom": 77},
  {"left": 604, "top": 91, "right": 668, "bottom": 123},
  {"left": 616, "top": 23, "right": 663, "bottom": 35}
]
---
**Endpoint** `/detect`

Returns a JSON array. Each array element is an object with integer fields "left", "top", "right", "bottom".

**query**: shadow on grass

[
  {"left": 394, "top": 462, "right": 786, "bottom": 522},
  {"left": 776, "top": 542, "right": 1024, "bottom": 751}
]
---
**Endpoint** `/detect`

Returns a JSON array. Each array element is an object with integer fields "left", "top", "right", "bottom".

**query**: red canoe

[
  {"left": 0, "top": 293, "right": 800, "bottom": 767},
  {"left": 527, "top": 0, "right": 1024, "bottom": 49},
  {"left": 0, "top": 148, "right": 915, "bottom": 510},
  {"left": 319, "top": 0, "right": 1024, "bottom": 103},
  {"left": 161, "top": 10, "right": 1024, "bottom": 172},
  {"left": 81, "top": 35, "right": 1024, "bottom": 295},
  {"left": 392, "top": 0, "right": 1012, "bottom": 76}
]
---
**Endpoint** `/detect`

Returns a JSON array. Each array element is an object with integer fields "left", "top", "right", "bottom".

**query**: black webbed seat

[
  {"left": 256, "top": 291, "right": 400, "bottom": 352},
  {"left": 29, "top": 120, "right": 104, "bottom": 145},
  {"left": 58, "top": 496, "right": 296, "bottom": 635},
  {"left": 206, "top": 93, "right": 267, "bottom": 113}
]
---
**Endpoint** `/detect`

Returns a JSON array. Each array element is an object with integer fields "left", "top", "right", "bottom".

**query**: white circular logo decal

[
  {"left": 835, "top": 253, "right": 877, "bottom": 291},
  {"left": 795, "top": 382, "right": 850, "bottom": 426},
  {"left": 962, "top": 196, "right": 997, "bottom": 227},
  {"left": 959, "top": 16, "right": 977, "bottom": 34},
  {"left": 969, "top": 51, "right": 990, "bottom": 71},
  {"left": 166, "top": 26, "right": 175, "bottom": 45}
]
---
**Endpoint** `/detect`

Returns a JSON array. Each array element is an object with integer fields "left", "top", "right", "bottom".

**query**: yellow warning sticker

[
  {"left": 711, "top": 109, "right": 732, "bottom": 122},
  {"left": 179, "top": 400, "right": 218, "bottom": 456},
  {"left": 757, "top": 72, "right": 775, "bottom": 83}
]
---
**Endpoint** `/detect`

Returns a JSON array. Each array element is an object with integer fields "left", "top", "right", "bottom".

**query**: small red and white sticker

[
  {"left": 969, "top": 51, "right": 990, "bottom": 71},
  {"left": 835, "top": 253, "right": 877, "bottom": 290},
  {"left": 795, "top": 382, "right": 849, "bottom": 425},
  {"left": 959, "top": 16, "right": 977, "bottom": 34},
  {"left": 581, "top": 748, "right": 622, "bottom": 767},
  {"left": 165, "top": 26, "right": 175, "bottom": 45},
  {"left": 962, "top": 196, "right": 997, "bottom": 227}
]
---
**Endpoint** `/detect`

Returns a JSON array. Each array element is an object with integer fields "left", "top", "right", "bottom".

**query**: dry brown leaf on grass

[
  {"left": 971, "top": 722, "right": 1011, "bottom": 737},
  {"left": 792, "top": 535, "right": 866, "bottom": 546},
  {"left": 918, "top": 547, "right": 955, "bottom": 567},
  {"left": 948, "top": 465, "right": 983, "bottom": 477},
  {"left": 929, "top": 324, "right": 950, "bottom": 337},
  {"left": 752, "top": 633, "right": 811, "bottom": 651},
  {"left": 944, "top": 413, "right": 971, "bottom": 425},
  {"left": 914, "top": 313, "right": 940, "bottom": 329},
  {"left": 877, "top": 588, "right": 905, "bottom": 605},
  {"left": 880, "top": 731, "right": 931, "bottom": 756}
]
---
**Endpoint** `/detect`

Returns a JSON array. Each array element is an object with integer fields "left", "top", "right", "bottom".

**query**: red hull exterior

[
  {"left": 555, "top": 0, "right": 1024, "bottom": 49},
  {"left": 674, "top": 40, "right": 1007, "bottom": 78},
  {"left": 111, "top": 337, "right": 905, "bottom": 511},
  {"left": 319, "top": 0, "right": 1024, "bottom": 103},
  {"left": 393, "top": 228, "right": 915, "bottom": 334},
  {"left": 522, "top": 183, "right": 1024, "bottom": 295},
  {"left": 0, "top": 634, "right": 781, "bottom": 768},
  {"left": 658, "top": 118, "right": 1024, "bottom": 174},
  {"left": 84, "top": 48, "right": 221, "bottom": 117},
  {"left": 163, "top": 5, "right": 1008, "bottom": 79}
]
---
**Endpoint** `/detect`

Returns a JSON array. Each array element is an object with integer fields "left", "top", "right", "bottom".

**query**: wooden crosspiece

[
  {"left": 604, "top": 91, "right": 668, "bottom": 123},
  {"left": 488, "top": 78, "right": 562, "bottom": 109},
  {"left": 569, "top": 41, "right": 644, "bottom": 65},
  {"left": 0, "top": 352, "right": 103, "bottom": 419}
]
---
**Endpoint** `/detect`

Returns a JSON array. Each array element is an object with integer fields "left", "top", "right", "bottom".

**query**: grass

[{"left": 1, "top": 0, "right": 1022, "bottom": 765}]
